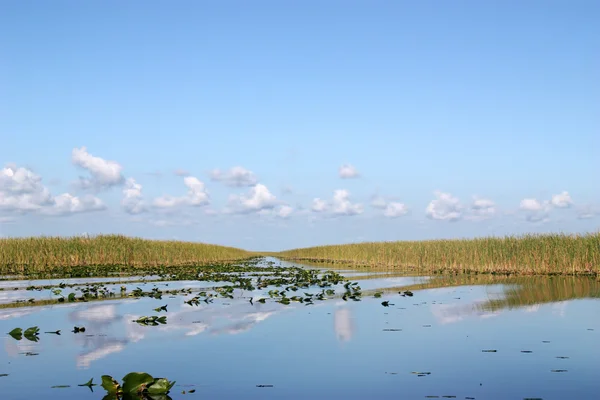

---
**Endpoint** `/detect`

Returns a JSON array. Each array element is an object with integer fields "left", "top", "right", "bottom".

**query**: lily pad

[
  {"left": 146, "top": 378, "right": 176, "bottom": 395},
  {"left": 101, "top": 375, "right": 122, "bottom": 394},
  {"left": 8, "top": 328, "right": 23, "bottom": 340},
  {"left": 24, "top": 326, "right": 39, "bottom": 336},
  {"left": 122, "top": 372, "right": 154, "bottom": 394}
]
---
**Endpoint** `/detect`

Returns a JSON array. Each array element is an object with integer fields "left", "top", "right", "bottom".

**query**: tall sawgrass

[
  {"left": 277, "top": 233, "right": 600, "bottom": 276},
  {"left": 0, "top": 234, "right": 254, "bottom": 274}
]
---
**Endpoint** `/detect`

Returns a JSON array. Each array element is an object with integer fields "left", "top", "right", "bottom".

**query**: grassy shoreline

[
  {"left": 275, "top": 233, "right": 600, "bottom": 276},
  {"left": 2, "top": 232, "right": 599, "bottom": 277},
  {"left": 0, "top": 234, "right": 255, "bottom": 275}
]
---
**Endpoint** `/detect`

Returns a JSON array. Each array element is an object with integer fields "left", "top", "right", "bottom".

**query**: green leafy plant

[
  {"left": 24, "top": 326, "right": 40, "bottom": 342},
  {"left": 8, "top": 326, "right": 39, "bottom": 341},
  {"left": 134, "top": 316, "right": 167, "bottom": 326},
  {"left": 8, "top": 328, "right": 22, "bottom": 340},
  {"left": 101, "top": 372, "right": 175, "bottom": 398}
]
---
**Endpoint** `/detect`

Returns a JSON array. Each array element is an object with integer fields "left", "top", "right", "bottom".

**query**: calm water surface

[{"left": 1, "top": 260, "right": 599, "bottom": 400}]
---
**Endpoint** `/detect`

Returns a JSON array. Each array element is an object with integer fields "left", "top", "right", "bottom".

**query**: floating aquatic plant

[
  {"left": 8, "top": 326, "right": 39, "bottom": 341},
  {"left": 135, "top": 316, "right": 167, "bottom": 326},
  {"left": 101, "top": 372, "right": 176, "bottom": 397}
]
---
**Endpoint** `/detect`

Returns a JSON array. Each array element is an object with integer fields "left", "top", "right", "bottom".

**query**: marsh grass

[
  {"left": 276, "top": 233, "right": 600, "bottom": 276},
  {"left": 0, "top": 234, "right": 254, "bottom": 275}
]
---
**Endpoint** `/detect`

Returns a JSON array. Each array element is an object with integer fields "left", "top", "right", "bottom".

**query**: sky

[{"left": 0, "top": 1, "right": 598, "bottom": 251}]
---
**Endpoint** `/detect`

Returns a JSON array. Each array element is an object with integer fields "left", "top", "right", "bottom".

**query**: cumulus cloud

[
  {"left": 72, "top": 147, "right": 124, "bottom": 190},
  {"left": 311, "top": 198, "right": 328, "bottom": 212},
  {"left": 383, "top": 202, "right": 408, "bottom": 218},
  {"left": 275, "top": 205, "right": 293, "bottom": 219},
  {"left": 426, "top": 191, "right": 462, "bottom": 221},
  {"left": 225, "top": 184, "right": 278, "bottom": 214},
  {"left": 311, "top": 190, "right": 363, "bottom": 216},
  {"left": 339, "top": 164, "right": 360, "bottom": 179},
  {"left": 467, "top": 197, "right": 496, "bottom": 221},
  {"left": 43, "top": 193, "right": 105, "bottom": 216},
  {"left": 0, "top": 166, "right": 53, "bottom": 211},
  {"left": 0, "top": 165, "right": 104, "bottom": 216},
  {"left": 210, "top": 167, "right": 258, "bottom": 187},
  {"left": 520, "top": 198, "right": 548, "bottom": 212},
  {"left": 519, "top": 191, "right": 573, "bottom": 223},
  {"left": 551, "top": 191, "right": 573, "bottom": 208},
  {"left": 332, "top": 190, "right": 363, "bottom": 215},
  {"left": 153, "top": 176, "right": 209, "bottom": 208},
  {"left": 369, "top": 195, "right": 408, "bottom": 218},
  {"left": 122, "top": 178, "right": 146, "bottom": 214}
]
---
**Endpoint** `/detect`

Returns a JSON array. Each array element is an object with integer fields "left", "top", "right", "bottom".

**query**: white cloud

[
  {"left": 311, "top": 190, "right": 363, "bottom": 216},
  {"left": 383, "top": 202, "right": 408, "bottom": 218},
  {"left": 520, "top": 198, "right": 548, "bottom": 212},
  {"left": 519, "top": 192, "right": 574, "bottom": 223},
  {"left": 210, "top": 166, "right": 258, "bottom": 187},
  {"left": 0, "top": 165, "right": 104, "bottom": 216},
  {"left": 311, "top": 198, "right": 328, "bottom": 212},
  {"left": 275, "top": 205, "right": 293, "bottom": 219},
  {"left": 331, "top": 189, "right": 363, "bottom": 216},
  {"left": 426, "top": 191, "right": 462, "bottom": 221},
  {"left": 153, "top": 176, "right": 209, "bottom": 208},
  {"left": 0, "top": 166, "right": 53, "bottom": 210},
  {"left": 225, "top": 183, "right": 278, "bottom": 213},
  {"left": 72, "top": 147, "right": 124, "bottom": 190},
  {"left": 467, "top": 197, "right": 496, "bottom": 221},
  {"left": 551, "top": 191, "right": 573, "bottom": 208},
  {"left": 43, "top": 193, "right": 105, "bottom": 216},
  {"left": 122, "top": 178, "right": 146, "bottom": 214},
  {"left": 339, "top": 164, "right": 360, "bottom": 179},
  {"left": 0, "top": 166, "right": 45, "bottom": 194}
]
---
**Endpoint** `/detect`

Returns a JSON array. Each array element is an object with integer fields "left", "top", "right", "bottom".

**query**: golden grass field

[
  {"left": 1, "top": 232, "right": 598, "bottom": 276},
  {"left": 0, "top": 234, "right": 254, "bottom": 274},
  {"left": 275, "top": 233, "right": 600, "bottom": 276}
]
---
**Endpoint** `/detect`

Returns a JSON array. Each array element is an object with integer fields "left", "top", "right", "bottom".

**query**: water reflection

[
  {"left": 480, "top": 276, "right": 600, "bottom": 311},
  {"left": 2, "top": 272, "right": 599, "bottom": 371},
  {"left": 393, "top": 275, "right": 600, "bottom": 324},
  {"left": 77, "top": 339, "right": 127, "bottom": 369},
  {"left": 65, "top": 300, "right": 291, "bottom": 369},
  {"left": 1, "top": 268, "right": 599, "bottom": 399},
  {"left": 334, "top": 305, "right": 354, "bottom": 343}
]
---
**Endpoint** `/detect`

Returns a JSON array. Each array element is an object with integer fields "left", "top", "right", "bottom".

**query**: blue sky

[{"left": 1, "top": 1, "right": 598, "bottom": 250}]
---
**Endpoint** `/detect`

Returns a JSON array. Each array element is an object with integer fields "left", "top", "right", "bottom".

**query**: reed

[
  {"left": 276, "top": 233, "right": 600, "bottom": 276},
  {"left": 0, "top": 234, "right": 254, "bottom": 275}
]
